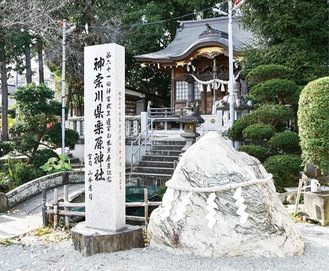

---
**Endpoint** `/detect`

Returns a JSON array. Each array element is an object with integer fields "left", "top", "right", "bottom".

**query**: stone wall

[{"left": 3, "top": 171, "right": 84, "bottom": 210}]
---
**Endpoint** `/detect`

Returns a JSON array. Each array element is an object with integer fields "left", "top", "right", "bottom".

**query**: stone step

[
  {"left": 130, "top": 172, "right": 172, "bottom": 178},
  {"left": 146, "top": 150, "right": 182, "bottom": 156},
  {"left": 141, "top": 155, "right": 180, "bottom": 162},
  {"left": 138, "top": 160, "right": 175, "bottom": 168},
  {"left": 152, "top": 140, "right": 185, "bottom": 146},
  {"left": 150, "top": 145, "right": 184, "bottom": 151},
  {"left": 68, "top": 157, "right": 80, "bottom": 164},
  {"left": 133, "top": 166, "right": 174, "bottom": 175},
  {"left": 130, "top": 139, "right": 184, "bottom": 184}
]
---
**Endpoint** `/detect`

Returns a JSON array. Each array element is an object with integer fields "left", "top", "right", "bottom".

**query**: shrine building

[{"left": 134, "top": 17, "right": 254, "bottom": 118}]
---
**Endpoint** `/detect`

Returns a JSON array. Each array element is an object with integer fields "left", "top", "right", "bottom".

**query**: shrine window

[
  {"left": 176, "top": 81, "right": 202, "bottom": 100},
  {"left": 194, "top": 83, "right": 201, "bottom": 100},
  {"left": 175, "top": 81, "right": 188, "bottom": 100}
]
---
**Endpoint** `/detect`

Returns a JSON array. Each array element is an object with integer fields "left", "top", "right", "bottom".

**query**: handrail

[
  {"left": 130, "top": 119, "right": 154, "bottom": 174},
  {"left": 148, "top": 107, "right": 189, "bottom": 118}
]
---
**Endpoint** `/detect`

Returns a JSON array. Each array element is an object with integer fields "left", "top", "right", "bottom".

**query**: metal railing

[
  {"left": 130, "top": 119, "right": 154, "bottom": 174},
  {"left": 148, "top": 107, "right": 186, "bottom": 118}
]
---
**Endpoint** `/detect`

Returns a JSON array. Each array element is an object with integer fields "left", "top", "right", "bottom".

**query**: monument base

[
  {"left": 71, "top": 222, "right": 145, "bottom": 256},
  {"left": 304, "top": 191, "right": 329, "bottom": 226}
]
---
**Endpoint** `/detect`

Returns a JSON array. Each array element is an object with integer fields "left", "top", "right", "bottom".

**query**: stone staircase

[
  {"left": 67, "top": 153, "right": 83, "bottom": 169},
  {"left": 129, "top": 139, "right": 185, "bottom": 186}
]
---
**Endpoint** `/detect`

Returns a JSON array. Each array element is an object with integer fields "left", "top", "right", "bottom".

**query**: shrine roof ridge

[{"left": 135, "top": 16, "right": 255, "bottom": 63}]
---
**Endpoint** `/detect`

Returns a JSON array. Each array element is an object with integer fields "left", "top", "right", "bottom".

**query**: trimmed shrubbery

[
  {"left": 238, "top": 145, "right": 269, "bottom": 162},
  {"left": 242, "top": 124, "right": 276, "bottom": 141},
  {"left": 230, "top": 64, "right": 302, "bottom": 191},
  {"left": 298, "top": 76, "right": 329, "bottom": 172},
  {"left": 268, "top": 131, "right": 300, "bottom": 154},
  {"left": 263, "top": 154, "right": 303, "bottom": 192}
]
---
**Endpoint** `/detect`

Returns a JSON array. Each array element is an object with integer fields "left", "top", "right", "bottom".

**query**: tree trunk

[
  {"left": 25, "top": 41, "right": 32, "bottom": 84},
  {"left": 1, "top": 45, "right": 9, "bottom": 141},
  {"left": 37, "top": 39, "right": 44, "bottom": 84}
]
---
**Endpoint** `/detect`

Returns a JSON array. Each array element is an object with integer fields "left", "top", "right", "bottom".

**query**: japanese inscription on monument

[{"left": 84, "top": 43, "right": 125, "bottom": 231}]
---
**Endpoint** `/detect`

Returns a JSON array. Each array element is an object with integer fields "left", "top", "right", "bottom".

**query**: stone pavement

[
  {"left": 0, "top": 213, "right": 42, "bottom": 239},
  {"left": 0, "top": 183, "right": 84, "bottom": 239}
]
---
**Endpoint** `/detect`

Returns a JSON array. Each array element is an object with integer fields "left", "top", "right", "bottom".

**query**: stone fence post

[{"left": 0, "top": 192, "right": 7, "bottom": 212}]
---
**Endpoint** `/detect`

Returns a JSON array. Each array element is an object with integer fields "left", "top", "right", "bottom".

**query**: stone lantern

[{"left": 179, "top": 74, "right": 204, "bottom": 152}]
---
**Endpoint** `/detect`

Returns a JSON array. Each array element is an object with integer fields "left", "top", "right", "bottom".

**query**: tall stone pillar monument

[{"left": 72, "top": 43, "right": 144, "bottom": 256}]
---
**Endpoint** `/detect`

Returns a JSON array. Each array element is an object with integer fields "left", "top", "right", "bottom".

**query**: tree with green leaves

[
  {"left": 0, "top": 0, "right": 71, "bottom": 140},
  {"left": 9, "top": 83, "right": 78, "bottom": 162},
  {"left": 240, "top": 0, "right": 328, "bottom": 84},
  {"left": 298, "top": 77, "right": 329, "bottom": 173},
  {"left": 230, "top": 64, "right": 302, "bottom": 191}
]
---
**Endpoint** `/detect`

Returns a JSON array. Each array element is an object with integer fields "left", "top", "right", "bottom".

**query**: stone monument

[
  {"left": 72, "top": 43, "right": 144, "bottom": 256},
  {"left": 148, "top": 132, "right": 304, "bottom": 257}
]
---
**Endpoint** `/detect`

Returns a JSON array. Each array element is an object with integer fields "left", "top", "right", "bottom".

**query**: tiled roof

[{"left": 135, "top": 17, "right": 254, "bottom": 62}]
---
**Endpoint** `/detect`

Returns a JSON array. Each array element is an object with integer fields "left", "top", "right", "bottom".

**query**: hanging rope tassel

[
  {"left": 221, "top": 83, "right": 225, "bottom": 92},
  {"left": 205, "top": 192, "right": 217, "bottom": 229},
  {"left": 233, "top": 187, "right": 249, "bottom": 224},
  {"left": 172, "top": 193, "right": 192, "bottom": 222}
]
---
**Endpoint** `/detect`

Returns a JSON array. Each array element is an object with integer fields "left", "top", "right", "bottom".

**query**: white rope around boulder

[
  {"left": 165, "top": 174, "right": 273, "bottom": 193},
  {"left": 165, "top": 174, "right": 272, "bottom": 228}
]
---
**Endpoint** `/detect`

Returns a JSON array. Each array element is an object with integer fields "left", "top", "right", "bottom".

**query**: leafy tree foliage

[
  {"left": 242, "top": 124, "right": 276, "bottom": 141},
  {"left": 238, "top": 145, "right": 269, "bottom": 163},
  {"left": 228, "top": 104, "right": 293, "bottom": 141},
  {"left": 9, "top": 83, "right": 78, "bottom": 162},
  {"left": 268, "top": 131, "right": 301, "bottom": 155},
  {"left": 0, "top": 0, "right": 71, "bottom": 139},
  {"left": 263, "top": 154, "right": 303, "bottom": 192},
  {"left": 240, "top": 0, "right": 328, "bottom": 84},
  {"left": 232, "top": 64, "right": 302, "bottom": 190},
  {"left": 298, "top": 77, "right": 329, "bottom": 172},
  {"left": 249, "top": 79, "right": 298, "bottom": 104},
  {"left": 245, "top": 64, "right": 295, "bottom": 88}
]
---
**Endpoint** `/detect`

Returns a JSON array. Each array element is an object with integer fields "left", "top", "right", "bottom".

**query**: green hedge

[
  {"left": 242, "top": 124, "right": 276, "bottom": 141},
  {"left": 268, "top": 131, "right": 300, "bottom": 154},
  {"left": 264, "top": 154, "right": 302, "bottom": 192},
  {"left": 228, "top": 104, "right": 293, "bottom": 141},
  {"left": 298, "top": 76, "right": 329, "bottom": 171},
  {"left": 238, "top": 145, "right": 269, "bottom": 162},
  {"left": 228, "top": 114, "right": 254, "bottom": 141},
  {"left": 246, "top": 64, "right": 294, "bottom": 88},
  {"left": 249, "top": 79, "right": 298, "bottom": 104},
  {"left": 0, "top": 141, "right": 13, "bottom": 158},
  {"left": 43, "top": 122, "right": 79, "bottom": 150},
  {"left": 252, "top": 104, "right": 293, "bottom": 125},
  {"left": 31, "top": 149, "right": 59, "bottom": 168}
]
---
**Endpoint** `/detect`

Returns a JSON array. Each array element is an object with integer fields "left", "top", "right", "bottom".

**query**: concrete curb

[{"left": 2, "top": 171, "right": 84, "bottom": 210}]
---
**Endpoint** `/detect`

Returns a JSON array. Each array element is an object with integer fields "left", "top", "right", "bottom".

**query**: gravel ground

[{"left": 0, "top": 223, "right": 328, "bottom": 271}]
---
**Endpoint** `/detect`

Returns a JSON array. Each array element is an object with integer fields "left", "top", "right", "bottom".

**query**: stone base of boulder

[{"left": 71, "top": 222, "right": 145, "bottom": 256}]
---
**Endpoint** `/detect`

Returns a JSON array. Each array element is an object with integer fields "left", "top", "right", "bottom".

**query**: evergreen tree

[{"left": 240, "top": 0, "right": 329, "bottom": 84}]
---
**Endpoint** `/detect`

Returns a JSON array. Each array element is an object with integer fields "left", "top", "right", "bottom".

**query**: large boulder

[{"left": 148, "top": 132, "right": 304, "bottom": 257}]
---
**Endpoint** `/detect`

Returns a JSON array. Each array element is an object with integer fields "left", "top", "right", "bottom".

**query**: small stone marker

[
  {"left": 148, "top": 132, "right": 304, "bottom": 257},
  {"left": 72, "top": 43, "right": 144, "bottom": 256}
]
